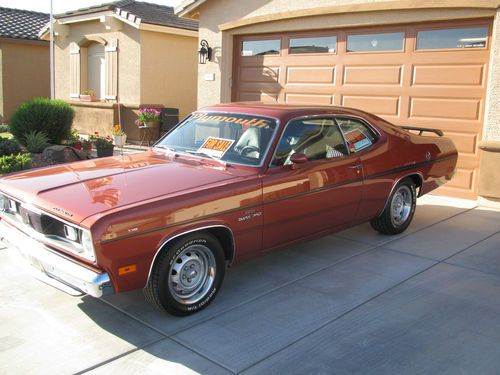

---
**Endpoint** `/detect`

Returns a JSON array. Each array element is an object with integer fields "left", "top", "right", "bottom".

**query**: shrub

[
  {"left": 9, "top": 97, "right": 74, "bottom": 146},
  {"left": 0, "top": 153, "right": 32, "bottom": 174},
  {"left": 25, "top": 130, "right": 49, "bottom": 153},
  {"left": 0, "top": 137, "right": 21, "bottom": 156},
  {"left": 0, "top": 124, "right": 9, "bottom": 133}
]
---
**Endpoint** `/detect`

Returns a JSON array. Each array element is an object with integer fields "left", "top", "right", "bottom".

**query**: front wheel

[
  {"left": 144, "top": 232, "right": 226, "bottom": 316},
  {"left": 370, "top": 178, "right": 416, "bottom": 235}
]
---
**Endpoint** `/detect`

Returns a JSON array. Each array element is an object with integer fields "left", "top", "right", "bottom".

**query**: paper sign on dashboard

[{"left": 197, "top": 137, "right": 235, "bottom": 158}]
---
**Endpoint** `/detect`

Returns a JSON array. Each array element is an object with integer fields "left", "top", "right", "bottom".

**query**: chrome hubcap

[
  {"left": 391, "top": 185, "right": 412, "bottom": 226},
  {"left": 168, "top": 244, "right": 216, "bottom": 305}
]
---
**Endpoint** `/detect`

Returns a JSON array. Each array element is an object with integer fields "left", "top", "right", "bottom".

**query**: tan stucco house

[
  {"left": 0, "top": 7, "right": 49, "bottom": 123},
  {"left": 41, "top": 0, "right": 198, "bottom": 142},
  {"left": 176, "top": 0, "right": 500, "bottom": 202}
]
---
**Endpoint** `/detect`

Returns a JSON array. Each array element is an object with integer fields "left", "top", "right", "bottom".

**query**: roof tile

[
  {"left": 0, "top": 7, "right": 49, "bottom": 40},
  {"left": 58, "top": 0, "right": 198, "bottom": 31}
]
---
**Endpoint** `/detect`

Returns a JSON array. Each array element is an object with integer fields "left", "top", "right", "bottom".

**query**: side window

[
  {"left": 272, "top": 118, "right": 348, "bottom": 166},
  {"left": 336, "top": 118, "right": 377, "bottom": 153}
]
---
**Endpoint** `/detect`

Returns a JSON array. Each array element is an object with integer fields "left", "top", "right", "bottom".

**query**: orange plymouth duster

[{"left": 0, "top": 103, "right": 457, "bottom": 315}]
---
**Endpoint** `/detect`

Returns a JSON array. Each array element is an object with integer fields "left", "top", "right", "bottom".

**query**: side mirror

[{"left": 290, "top": 153, "right": 308, "bottom": 166}]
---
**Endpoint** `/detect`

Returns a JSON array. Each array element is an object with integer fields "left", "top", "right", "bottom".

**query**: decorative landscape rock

[{"left": 42, "top": 145, "right": 89, "bottom": 164}]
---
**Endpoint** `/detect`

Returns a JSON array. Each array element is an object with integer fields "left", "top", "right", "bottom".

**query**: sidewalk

[{"left": 1, "top": 196, "right": 499, "bottom": 374}]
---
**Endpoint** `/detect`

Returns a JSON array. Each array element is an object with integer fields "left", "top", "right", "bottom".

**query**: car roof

[{"left": 199, "top": 102, "right": 374, "bottom": 120}]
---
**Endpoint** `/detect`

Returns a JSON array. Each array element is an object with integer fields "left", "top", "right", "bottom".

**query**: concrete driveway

[{"left": 1, "top": 195, "right": 500, "bottom": 374}]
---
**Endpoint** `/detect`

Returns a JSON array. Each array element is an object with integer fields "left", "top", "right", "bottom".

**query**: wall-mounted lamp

[{"left": 198, "top": 39, "right": 212, "bottom": 64}]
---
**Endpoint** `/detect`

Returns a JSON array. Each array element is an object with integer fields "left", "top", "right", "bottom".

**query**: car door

[
  {"left": 262, "top": 117, "right": 363, "bottom": 251},
  {"left": 336, "top": 117, "right": 385, "bottom": 222}
]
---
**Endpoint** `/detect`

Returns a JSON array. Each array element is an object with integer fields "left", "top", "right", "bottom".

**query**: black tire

[
  {"left": 370, "top": 178, "right": 416, "bottom": 235},
  {"left": 144, "top": 231, "right": 225, "bottom": 316}
]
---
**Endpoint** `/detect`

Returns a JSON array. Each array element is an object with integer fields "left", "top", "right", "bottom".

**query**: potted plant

[
  {"left": 80, "top": 90, "right": 97, "bottom": 102},
  {"left": 66, "top": 129, "right": 82, "bottom": 150},
  {"left": 135, "top": 107, "right": 161, "bottom": 128},
  {"left": 93, "top": 133, "right": 114, "bottom": 157},
  {"left": 111, "top": 124, "right": 127, "bottom": 147}
]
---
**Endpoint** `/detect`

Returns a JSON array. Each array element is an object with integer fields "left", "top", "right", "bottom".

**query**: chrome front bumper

[{"left": 0, "top": 219, "right": 113, "bottom": 297}]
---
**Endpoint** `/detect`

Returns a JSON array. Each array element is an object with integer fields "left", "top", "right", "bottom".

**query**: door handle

[{"left": 348, "top": 165, "right": 362, "bottom": 169}]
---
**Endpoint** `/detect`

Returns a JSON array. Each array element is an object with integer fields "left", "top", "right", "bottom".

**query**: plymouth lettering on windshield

[{"left": 191, "top": 113, "right": 272, "bottom": 128}]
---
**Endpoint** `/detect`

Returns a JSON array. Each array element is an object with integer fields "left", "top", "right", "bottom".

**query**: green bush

[
  {"left": 9, "top": 97, "right": 74, "bottom": 146},
  {"left": 0, "top": 137, "right": 21, "bottom": 156},
  {"left": 25, "top": 130, "right": 49, "bottom": 153},
  {"left": 0, "top": 153, "right": 32, "bottom": 174},
  {"left": 0, "top": 124, "right": 9, "bottom": 133}
]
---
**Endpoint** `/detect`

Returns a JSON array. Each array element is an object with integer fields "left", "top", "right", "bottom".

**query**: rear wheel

[
  {"left": 370, "top": 178, "right": 416, "bottom": 235},
  {"left": 144, "top": 232, "right": 225, "bottom": 316}
]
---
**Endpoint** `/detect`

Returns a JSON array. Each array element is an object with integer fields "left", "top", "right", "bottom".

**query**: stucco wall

[
  {"left": 54, "top": 20, "right": 141, "bottom": 104},
  {"left": 139, "top": 30, "right": 197, "bottom": 118},
  {"left": 0, "top": 40, "right": 49, "bottom": 123},
  {"left": 484, "top": 8, "right": 500, "bottom": 141},
  {"left": 71, "top": 101, "right": 116, "bottom": 135}
]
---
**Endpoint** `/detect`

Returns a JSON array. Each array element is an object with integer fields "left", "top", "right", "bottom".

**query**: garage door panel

[
  {"left": 286, "top": 54, "right": 339, "bottom": 64},
  {"left": 286, "top": 67, "right": 335, "bottom": 84},
  {"left": 403, "top": 118, "right": 482, "bottom": 135},
  {"left": 409, "top": 97, "right": 481, "bottom": 120},
  {"left": 342, "top": 95, "right": 400, "bottom": 116},
  {"left": 343, "top": 65, "right": 402, "bottom": 85},
  {"left": 284, "top": 85, "right": 335, "bottom": 95},
  {"left": 239, "top": 66, "right": 281, "bottom": 84},
  {"left": 412, "top": 64, "right": 485, "bottom": 86},
  {"left": 238, "top": 91, "right": 279, "bottom": 102},
  {"left": 442, "top": 132, "right": 478, "bottom": 155},
  {"left": 285, "top": 93, "right": 333, "bottom": 104},
  {"left": 411, "top": 51, "right": 490, "bottom": 64},
  {"left": 445, "top": 168, "right": 475, "bottom": 191},
  {"left": 408, "top": 86, "right": 485, "bottom": 98},
  {"left": 341, "top": 54, "right": 407, "bottom": 65}
]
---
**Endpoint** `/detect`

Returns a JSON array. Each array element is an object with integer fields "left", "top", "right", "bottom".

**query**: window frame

[
  {"left": 287, "top": 34, "right": 338, "bottom": 55},
  {"left": 269, "top": 115, "right": 354, "bottom": 168},
  {"left": 240, "top": 38, "right": 282, "bottom": 57},
  {"left": 415, "top": 24, "right": 490, "bottom": 52},
  {"left": 335, "top": 116, "right": 380, "bottom": 154},
  {"left": 345, "top": 31, "right": 406, "bottom": 54}
]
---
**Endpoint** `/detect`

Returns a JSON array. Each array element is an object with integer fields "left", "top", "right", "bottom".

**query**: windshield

[{"left": 156, "top": 112, "right": 278, "bottom": 166}]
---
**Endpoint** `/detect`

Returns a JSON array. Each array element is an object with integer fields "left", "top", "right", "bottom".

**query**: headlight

[
  {"left": 80, "top": 230, "right": 96, "bottom": 262},
  {"left": 63, "top": 224, "right": 79, "bottom": 242}
]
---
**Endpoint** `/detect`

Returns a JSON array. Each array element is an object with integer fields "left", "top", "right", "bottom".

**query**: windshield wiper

[
  {"left": 154, "top": 145, "right": 176, "bottom": 153},
  {"left": 183, "top": 150, "right": 227, "bottom": 167}
]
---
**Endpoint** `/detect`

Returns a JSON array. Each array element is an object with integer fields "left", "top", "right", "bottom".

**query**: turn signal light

[{"left": 118, "top": 264, "right": 137, "bottom": 276}]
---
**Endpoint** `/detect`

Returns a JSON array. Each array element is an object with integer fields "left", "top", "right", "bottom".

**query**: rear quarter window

[{"left": 336, "top": 118, "right": 378, "bottom": 153}]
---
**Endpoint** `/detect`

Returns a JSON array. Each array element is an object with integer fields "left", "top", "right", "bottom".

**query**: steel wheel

[
  {"left": 370, "top": 178, "right": 417, "bottom": 235},
  {"left": 144, "top": 231, "right": 226, "bottom": 316},
  {"left": 167, "top": 244, "right": 216, "bottom": 305},
  {"left": 390, "top": 185, "right": 412, "bottom": 226}
]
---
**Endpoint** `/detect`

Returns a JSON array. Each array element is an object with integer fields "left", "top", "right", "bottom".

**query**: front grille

[
  {"left": 0, "top": 193, "right": 93, "bottom": 261},
  {"left": 19, "top": 206, "right": 43, "bottom": 232},
  {"left": 1, "top": 194, "right": 78, "bottom": 243}
]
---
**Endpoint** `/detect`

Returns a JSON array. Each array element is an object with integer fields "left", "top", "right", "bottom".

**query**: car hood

[{"left": 0, "top": 150, "right": 249, "bottom": 224}]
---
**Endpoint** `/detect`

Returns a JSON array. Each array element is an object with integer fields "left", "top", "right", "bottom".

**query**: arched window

[
  {"left": 69, "top": 37, "right": 118, "bottom": 101},
  {"left": 87, "top": 42, "right": 106, "bottom": 100}
]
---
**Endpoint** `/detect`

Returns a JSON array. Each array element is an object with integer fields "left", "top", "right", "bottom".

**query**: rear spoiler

[{"left": 400, "top": 126, "right": 444, "bottom": 137}]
